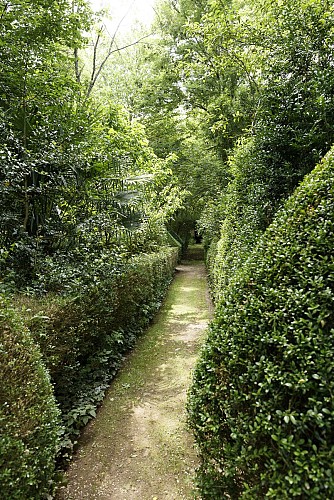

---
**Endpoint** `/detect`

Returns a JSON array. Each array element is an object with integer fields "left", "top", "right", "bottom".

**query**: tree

[{"left": 0, "top": 0, "right": 92, "bottom": 247}]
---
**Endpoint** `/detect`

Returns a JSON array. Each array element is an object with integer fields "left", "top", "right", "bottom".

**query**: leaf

[{"left": 290, "top": 415, "right": 297, "bottom": 425}]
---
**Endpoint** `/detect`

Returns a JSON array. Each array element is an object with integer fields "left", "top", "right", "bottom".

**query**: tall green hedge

[
  {"left": 0, "top": 295, "right": 60, "bottom": 499},
  {"left": 188, "top": 147, "right": 334, "bottom": 498}
]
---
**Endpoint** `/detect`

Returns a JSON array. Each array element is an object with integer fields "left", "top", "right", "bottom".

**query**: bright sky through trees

[{"left": 90, "top": 0, "right": 156, "bottom": 34}]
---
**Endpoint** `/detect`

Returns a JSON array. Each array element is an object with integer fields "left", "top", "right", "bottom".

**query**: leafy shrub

[
  {"left": 203, "top": 136, "right": 267, "bottom": 302},
  {"left": 188, "top": 147, "right": 334, "bottom": 498},
  {"left": 0, "top": 295, "right": 61, "bottom": 499},
  {"left": 26, "top": 246, "right": 179, "bottom": 458}
]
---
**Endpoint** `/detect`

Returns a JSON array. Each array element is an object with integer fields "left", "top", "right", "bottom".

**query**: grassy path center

[{"left": 57, "top": 260, "right": 212, "bottom": 499}]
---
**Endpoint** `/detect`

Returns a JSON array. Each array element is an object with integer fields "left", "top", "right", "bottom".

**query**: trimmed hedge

[
  {"left": 204, "top": 136, "right": 269, "bottom": 304},
  {"left": 188, "top": 147, "right": 334, "bottom": 497},
  {"left": 27, "top": 246, "right": 179, "bottom": 457},
  {"left": 0, "top": 295, "right": 61, "bottom": 499}
]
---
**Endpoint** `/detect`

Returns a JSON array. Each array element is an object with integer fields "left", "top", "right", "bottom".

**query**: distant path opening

[{"left": 57, "top": 256, "right": 212, "bottom": 499}]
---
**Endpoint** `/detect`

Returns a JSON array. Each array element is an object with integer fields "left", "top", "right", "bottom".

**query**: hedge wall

[
  {"left": 0, "top": 295, "right": 60, "bottom": 499},
  {"left": 28, "top": 246, "right": 179, "bottom": 458},
  {"left": 1, "top": 246, "right": 178, "bottom": 496},
  {"left": 188, "top": 148, "right": 334, "bottom": 498}
]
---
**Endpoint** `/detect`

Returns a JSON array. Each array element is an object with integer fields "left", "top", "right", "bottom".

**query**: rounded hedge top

[
  {"left": 0, "top": 295, "right": 61, "bottom": 499},
  {"left": 189, "top": 146, "right": 334, "bottom": 498}
]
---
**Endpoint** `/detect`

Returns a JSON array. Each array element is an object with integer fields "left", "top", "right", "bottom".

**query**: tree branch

[
  {"left": 170, "top": 0, "right": 180, "bottom": 13},
  {"left": 74, "top": 47, "right": 81, "bottom": 83},
  {"left": 0, "top": 2, "right": 9, "bottom": 22},
  {"left": 86, "top": 33, "right": 154, "bottom": 98},
  {"left": 89, "top": 27, "right": 102, "bottom": 89},
  {"left": 88, "top": 1, "right": 134, "bottom": 90}
]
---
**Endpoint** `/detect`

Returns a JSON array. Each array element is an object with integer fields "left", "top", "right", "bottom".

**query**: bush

[
  {"left": 188, "top": 146, "right": 334, "bottom": 498},
  {"left": 0, "top": 295, "right": 61, "bottom": 499},
  {"left": 203, "top": 137, "right": 267, "bottom": 303},
  {"left": 26, "top": 246, "right": 179, "bottom": 458}
]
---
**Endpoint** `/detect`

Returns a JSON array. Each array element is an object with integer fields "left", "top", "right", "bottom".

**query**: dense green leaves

[
  {"left": 0, "top": 1, "right": 186, "bottom": 495},
  {"left": 25, "top": 246, "right": 179, "bottom": 461},
  {"left": 0, "top": 295, "right": 61, "bottom": 498},
  {"left": 2, "top": 0, "right": 334, "bottom": 496},
  {"left": 193, "top": 0, "right": 334, "bottom": 298},
  {"left": 189, "top": 144, "right": 334, "bottom": 498},
  {"left": 0, "top": 0, "right": 91, "bottom": 255},
  {"left": 0, "top": 0, "right": 185, "bottom": 286}
]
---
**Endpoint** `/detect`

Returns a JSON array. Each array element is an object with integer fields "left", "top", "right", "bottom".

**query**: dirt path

[{"left": 57, "top": 260, "right": 212, "bottom": 500}]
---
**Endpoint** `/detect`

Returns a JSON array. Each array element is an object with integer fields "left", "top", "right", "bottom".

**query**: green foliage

[
  {"left": 25, "top": 246, "right": 179, "bottom": 459},
  {"left": 169, "top": 0, "right": 259, "bottom": 158},
  {"left": 204, "top": 0, "right": 334, "bottom": 296},
  {"left": 204, "top": 136, "right": 265, "bottom": 300},
  {"left": 153, "top": 0, "right": 334, "bottom": 273},
  {"left": 251, "top": 0, "right": 334, "bottom": 208},
  {"left": 0, "top": 0, "right": 93, "bottom": 263},
  {"left": 188, "top": 146, "right": 334, "bottom": 498},
  {"left": 0, "top": 2, "right": 186, "bottom": 488},
  {"left": 0, "top": 0, "right": 185, "bottom": 284},
  {"left": 0, "top": 295, "right": 61, "bottom": 498},
  {"left": 101, "top": 2, "right": 230, "bottom": 244},
  {"left": 4, "top": 0, "right": 334, "bottom": 495},
  {"left": 0, "top": 107, "right": 183, "bottom": 288}
]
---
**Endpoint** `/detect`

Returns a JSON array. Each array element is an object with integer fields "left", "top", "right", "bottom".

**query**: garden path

[{"left": 56, "top": 253, "right": 212, "bottom": 499}]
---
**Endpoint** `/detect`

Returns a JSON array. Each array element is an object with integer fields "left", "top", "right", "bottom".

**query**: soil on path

[{"left": 57, "top": 259, "right": 212, "bottom": 500}]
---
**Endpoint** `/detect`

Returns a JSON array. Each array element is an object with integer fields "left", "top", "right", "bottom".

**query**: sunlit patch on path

[{"left": 57, "top": 260, "right": 212, "bottom": 500}]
